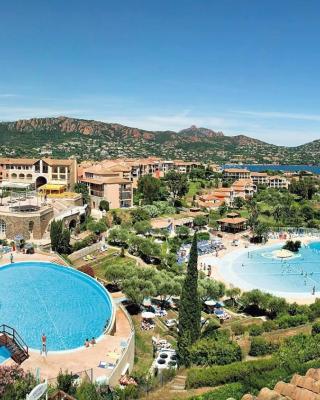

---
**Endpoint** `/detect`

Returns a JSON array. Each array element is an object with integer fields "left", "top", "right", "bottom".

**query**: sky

[{"left": 1, "top": 0, "right": 320, "bottom": 145}]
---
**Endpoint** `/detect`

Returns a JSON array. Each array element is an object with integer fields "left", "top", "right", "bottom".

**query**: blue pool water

[
  {"left": 0, "top": 347, "right": 11, "bottom": 364},
  {"left": 0, "top": 262, "right": 113, "bottom": 353},
  {"left": 221, "top": 242, "right": 320, "bottom": 296}
]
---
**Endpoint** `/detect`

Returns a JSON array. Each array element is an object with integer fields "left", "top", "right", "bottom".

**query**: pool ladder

[{"left": 0, "top": 324, "right": 29, "bottom": 364}]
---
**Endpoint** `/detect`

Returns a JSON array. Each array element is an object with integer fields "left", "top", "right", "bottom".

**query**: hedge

[
  {"left": 186, "top": 358, "right": 278, "bottom": 388},
  {"left": 187, "top": 383, "right": 246, "bottom": 400},
  {"left": 249, "top": 337, "right": 279, "bottom": 357}
]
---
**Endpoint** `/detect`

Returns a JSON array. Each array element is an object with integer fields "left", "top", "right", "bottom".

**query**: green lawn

[{"left": 83, "top": 248, "right": 137, "bottom": 280}]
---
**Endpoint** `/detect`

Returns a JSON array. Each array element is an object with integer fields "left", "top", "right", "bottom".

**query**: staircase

[{"left": 0, "top": 325, "right": 29, "bottom": 364}]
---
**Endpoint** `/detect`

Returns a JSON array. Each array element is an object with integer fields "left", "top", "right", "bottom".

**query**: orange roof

[
  {"left": 224, "top": 168, "right": 250, "bottom": 173},
  {"left": 0, "top": 157, "right": 38, "bottom": 165},
  {"left": 250, "top": 172, "right": 268, "bottom": 177},
  {"left": 43, "top": 158, "right": 74, "bottom": 166}
]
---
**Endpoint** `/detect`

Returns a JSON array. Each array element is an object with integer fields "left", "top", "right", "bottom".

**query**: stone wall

[{"left": 0, "top": 207, "right": 54, "bottom": 240}]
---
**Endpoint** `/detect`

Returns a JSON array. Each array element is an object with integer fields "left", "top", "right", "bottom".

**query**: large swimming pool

[
  {"left": 0, "top": 262, "right": 113, "bottom": 356},
  {"left": 219, "top": 242, "right": 320, "bottom": 297}
]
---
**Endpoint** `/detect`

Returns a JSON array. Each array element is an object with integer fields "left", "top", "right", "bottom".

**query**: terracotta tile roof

[
  {"left": 0, "top": 157, "right": 38, "bottom": 165},
  {"left": 241, "top": 368, "right": 320, "bottom": 400},
  {"left": 224, "top": 168, "right": 250, "bottom": 173},
  {"left": 42, "top": 158, "right": 74, "bottom": 166},
  {"left": 251, "top": 172, "right": 268, "bottom": 177}
]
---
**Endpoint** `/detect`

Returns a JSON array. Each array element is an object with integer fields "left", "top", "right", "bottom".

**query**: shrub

[
  {"left": 77, "top": 265, "right": 95, "bottom": 278},
  {"left": 201, "top": 319, "right": 221, "bottom": 337},
  {"left": 283, "top": 240, "right": 301, "bottom": 252},
  {"left": 231, "top": 322, "right": 246, "bottom": 336},
  {"left": 72, "top": 233, "right": 97, "bottom": 252},
  {"left": 186, "top": 358, "right": 278, "bottom": 388},
  {"left": 312, "top": 321, "right": 320, "bottom": 335},
  {"left": 187, "top": 382, "right": 246, "bottom": 400},
  {"left": 249, "top": 337, "right": 279, "bottom": 357},
  {"left": 262, "top": 320, "right": 278, "bottom": 332},
  {"left": 190, "top": 337, "right": 242, "bottom": 366},
  {"left": 276, "top": 314, "right": 309, "bottom": 329},
  {"left": 248, "top": 324, "right": 264, "bottom": 336},
  {"left": 197, "top": 232, "right": 210, "bottom": 241}
]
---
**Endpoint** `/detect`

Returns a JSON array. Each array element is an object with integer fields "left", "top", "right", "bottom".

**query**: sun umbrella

[
  {"left": 141, "top": 311, "right": 155, "bottom": 319},
  {"left": 204, "top": 300, "right": 217, "bottom": 306}
]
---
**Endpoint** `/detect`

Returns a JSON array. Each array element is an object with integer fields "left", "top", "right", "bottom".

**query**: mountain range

[{"left": 0, "top": 116, "right": 319, "bottom": 164}]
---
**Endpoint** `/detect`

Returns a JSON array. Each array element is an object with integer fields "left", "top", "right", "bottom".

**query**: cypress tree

[{"left": 177, "top": 233, "right": 201, "bottom": 366}]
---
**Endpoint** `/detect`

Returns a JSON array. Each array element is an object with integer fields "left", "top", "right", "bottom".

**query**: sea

[{"left": 223, "top": 164, "right": 320, "bottom": 174}]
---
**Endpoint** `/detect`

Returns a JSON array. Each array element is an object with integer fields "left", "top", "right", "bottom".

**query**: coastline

[{"left": 199, "top": 235, "right": 320, "bottom": 305}]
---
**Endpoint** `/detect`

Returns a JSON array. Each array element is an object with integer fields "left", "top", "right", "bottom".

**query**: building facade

[{"left": 0, "top": 157, "right": 78, "bottom": 190}]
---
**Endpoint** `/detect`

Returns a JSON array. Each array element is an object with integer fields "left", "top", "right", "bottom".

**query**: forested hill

[{"left": 0, "top": 116, "right": 318, "bottom": 164}]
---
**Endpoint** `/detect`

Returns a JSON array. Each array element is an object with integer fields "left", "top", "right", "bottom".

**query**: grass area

[
  {"left": 187, "top": 181, "right": 202, "bottom": 198},
  {"left": 73, "top": 248, "right": 137, "bottom": 280}
]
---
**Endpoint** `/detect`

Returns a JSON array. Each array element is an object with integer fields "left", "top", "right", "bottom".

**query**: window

[
  {"left": 0, "top": 220, "right": 6, "bottom": 234},
  {"left": 26, "top": 174, "right": 32, "bottom": 179},
  {"left": 11, "top": 173, "right": 17, "bottom": 178},
  {"left": 28, "top": 221, "right": 34, "bottom": 232},
  {"left": 19, "top": 173, "right": 25, "bottom": 179}
]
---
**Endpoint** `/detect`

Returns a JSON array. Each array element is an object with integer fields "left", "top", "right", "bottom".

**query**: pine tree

[{"left": 177, "top": 233, "right": 201, "bottom": 366}]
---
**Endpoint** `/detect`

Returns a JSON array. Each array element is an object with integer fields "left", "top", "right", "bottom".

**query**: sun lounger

[{"left": 98, "top": 361, "right": 107, "bottom": 368}]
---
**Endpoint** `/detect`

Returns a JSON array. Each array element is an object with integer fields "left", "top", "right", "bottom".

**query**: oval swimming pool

[
  {"left": 219, "top": 241, "right": 320, "bottom": 297},
  {"left": 0, "top": 262, "right": 113, "bottom": 353}
]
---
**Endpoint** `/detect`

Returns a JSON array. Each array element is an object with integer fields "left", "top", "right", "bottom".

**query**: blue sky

[{"left": 1, "top": 0, "right": 320, "bottom": 145}]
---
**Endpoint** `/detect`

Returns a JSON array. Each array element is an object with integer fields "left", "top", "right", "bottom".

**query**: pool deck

[
  {"left": 0, "top": 251, "right": 134, "bottom": 385},
  {"left": 199, "top": 234, "right": 320, "bottom": 305}
]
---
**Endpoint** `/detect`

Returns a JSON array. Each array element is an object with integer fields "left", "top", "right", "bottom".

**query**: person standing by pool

[
  {"left": 41, "top": 333, "right": 47, "bottom": 356},
  {"left": 10, "top": 253, "right": 13, "bottom": 263}
]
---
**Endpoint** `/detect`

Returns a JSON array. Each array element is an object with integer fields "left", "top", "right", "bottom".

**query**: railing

[{"left": 0, "top": 324, "right": 29, "bottom": 356}]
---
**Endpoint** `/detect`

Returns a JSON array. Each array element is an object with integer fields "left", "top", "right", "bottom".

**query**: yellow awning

[{"left": 38, "top": 184, "right": 66, "bottom": 191}]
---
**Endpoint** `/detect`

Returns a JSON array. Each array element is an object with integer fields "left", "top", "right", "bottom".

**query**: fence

[
  {"left": 108, "top": 304, "right": 135, "bottom": 387},
  {"left": 270, "top": 227, "right": 320, "bottom": 237}
]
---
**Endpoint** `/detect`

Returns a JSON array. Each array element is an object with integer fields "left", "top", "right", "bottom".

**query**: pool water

[
  {"left": 0, "top": 262, "right": 113, "bottom": 353},
  {"left": 0, "top": 347, "right": 11, "bottom": 364},
  {"left": 221, "top": 242, "right": 320, "bottom": 296}
]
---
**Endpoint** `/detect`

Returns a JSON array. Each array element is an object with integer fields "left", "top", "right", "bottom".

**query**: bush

[
  {"left": 276, "top": 314, "right": 309, "bottom": 329},
  {"left": 77, "top": 265, "right": 95, "bottom": 278},
  {"left": 187, "top": 382, "right": 246, "bottom": 400},
  {"left": 197, "top": 232, "right": 210, "bottom": 241},
  {"left": 248, "top": 324, "right": 264, "bottom": 337},
  {"left": 72, "top": 233, "right": 98, "bottom": 252},
  {"left": 190, "top": 337, "right": 242, "bottom": 366},
  {"left": 186, "top": 358, "right": 278, "bottom": 388},
  {"left": 262, "top": 320, "right": 278, "bottom": 332},
  {"left": 312, "top": 321, "right": 320, "bottom": 335},
  {"left": 283, "top": 240, "right": 301, "bottom": 253},
  {"left": 231, "top": 322, "right": 246, "bottom": 336},
  {"left": 249, "top": 337, "right": 279, "bottom": 357}
]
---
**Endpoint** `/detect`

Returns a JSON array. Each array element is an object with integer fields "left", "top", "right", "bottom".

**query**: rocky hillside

[{"left": 0, "top": 116, "right": 318, "bottom": 164}]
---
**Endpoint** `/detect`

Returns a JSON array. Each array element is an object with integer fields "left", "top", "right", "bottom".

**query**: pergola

[
  {"left": 217, "top": 217, "right": 248, "bottom": 233},
  {"left": 38, "top": 183, "right": 66, "bottom": 196}
]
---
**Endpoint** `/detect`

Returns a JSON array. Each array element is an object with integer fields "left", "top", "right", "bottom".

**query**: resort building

[
  {"left": 79, "top": 165, "right": 133, "bottom": 209},
  {"left": 250, "top": 172, "right": 269, "bottom": 186},
  {"left": 268, "top": 175, "right": 290, "bottom": 189},
  {"left": 231, "top": 179, "right": 257, "bottom": 198},
  {"left": 223, "top": 168, "right": 251, "bottom": 181},
  {"left": 0, "top": 157, "right": 78, "bottom": 191},
  {"left": 79, "top": 157, "right": 202, "bottom": 188}
]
